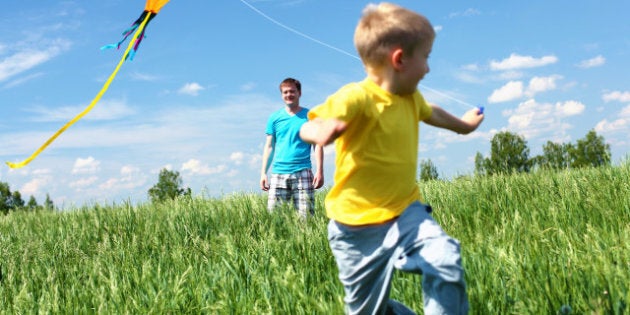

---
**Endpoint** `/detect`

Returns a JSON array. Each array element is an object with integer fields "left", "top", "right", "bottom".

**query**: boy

[
  {"left": 261, "top": 78, "right": 324, "bottom": 218},
  {"left": 300, "top": 3, "right": 483, "bottom": 314}
]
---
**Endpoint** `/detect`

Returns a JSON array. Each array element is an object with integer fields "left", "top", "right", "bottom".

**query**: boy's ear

[{"left": 391, "top": 47, "right": 405, "bottom": 70}]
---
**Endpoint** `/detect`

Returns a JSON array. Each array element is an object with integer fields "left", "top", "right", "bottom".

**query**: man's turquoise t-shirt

[{"left": 266, "top": 107, "right": 312, "bottom": 174}]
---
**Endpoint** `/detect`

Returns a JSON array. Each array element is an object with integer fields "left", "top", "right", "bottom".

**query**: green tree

[
  {"left": 148, "top": 168, "right": 190, "bottom": 203},
  {"left": 418, "top": 159, "right": 439, "bottom": 181},
  {"left": 11, "top": 191, "right": 25, "bottom": 210},
  {"left": 476, "top": 131, "right": 531, "bottom": 175},
  {"left": 0, "top": 182, "right": 11, "bottom": 215},
  {"left": 537, "top": 141, "right": 573, "bottom": 170},
  {"left": 569, "top": 130, "right": 611, "bottom": 168},
  {"left": 474, "top": 152, "right": 486, "bottom": 176},
  {"left": 27, "top": 196, "right": 39, "bottom": 211},
  {"left": 44, "top": 194, "right": 55, "bottom": 211}
]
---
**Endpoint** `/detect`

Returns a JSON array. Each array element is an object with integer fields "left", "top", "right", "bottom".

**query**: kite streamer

[
  {"left": 100, "top": 0, "right": 170, "bottom": 60},
  {"left": 100, "top": 10, "right": 155, "bottom": 61},
  {"left": 6, "top": 10, "right": 155, "bottom": 169}
]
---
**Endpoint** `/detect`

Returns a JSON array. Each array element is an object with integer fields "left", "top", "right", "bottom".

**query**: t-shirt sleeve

[
  {"left": 308, "top": 83, "right": 362, "bottom": 122},
  {"left": 265, "top": 114, "right": 275, "bottom": 135},
  {"left": 414, "top": 91, "right": 433, "bottom": 121}
]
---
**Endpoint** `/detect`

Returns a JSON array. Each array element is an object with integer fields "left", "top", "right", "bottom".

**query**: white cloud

[
  {"left": 2, "top": 72, "right": 43, "bottom": 88},
  {"left": 69, "top": 176, "right": 99, "bottom": 189},
  {"left": 130, "top": 72, "right": 161, "bottom": 81},
  {"left": 72, "top": 156, "right": 100, "bottom": 174},
  {"left": 0, "top": 39, "right": 71, "bottom": 82},
  {"left": 249, "top": 154, "right": 262, "bottom": 168},
  {"left": 434, "top": 25, "right": 443, "bottom": 33},
  {"left": 493, "top": 71, "right": 524, "bottom": 81},
  {"left": 490, "top": 53, "right": 558, "bottom": 71},
  {"left": 99, "top": 165, "right": 147, "bottom": 191},
  {"left": 461, "top": 64, "right": 479, "bottom": 71},
  {"left": 230, "top": 152, "right": 244, "bottom": 165},
  {"left": 595, "top": 118, "right": 627, "bottom": 133},
  {"left": 449, "top": 8, "right": 481, "bottom": 18},
  {"left": 27, "top": 99, "right": 135, "bottom": 122},
  {"left": 602, "top": 90, "right": 630, "bottom": 103},
  {"left": 577, "top": 55, "right": 605, "bottom": 68},
  {"left": 121, "top": 165, "right": 140, "bottom": 176},
  {"left": 181, "top": 158, "right": 226, "bottom": 175},
  {"left": 555, "top": 100, "right": 585, "bottom": 117},
  {"left": 488, "top": 81, "right": 523, "bottom": 103},
  {"left": 488, "top": 75, "right": 563, "bottom": 103},
  {"left": 20, "top": 177, "right": 50, "bottom": 196},
  {"left": 240, "top": 82, "right": 257, "bottom": 92},
  {"left": 595, "top": 104, "right": 630, "bottom": 134},
  {"left": 178, "top": 82, "right": 205, "bottom": 96},
  {"left": 506, "top": 100, "right": 537, "bottom": 129},
  {"left": 526, "top": 75, "right": 562, "bottom": 96},
  {"left": 503, "top": 99, "right": 583, "bottom": 140}
]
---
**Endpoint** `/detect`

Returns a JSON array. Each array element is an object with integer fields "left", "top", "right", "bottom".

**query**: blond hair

[{"left": 354, "top": 3, "right": 435, "bottom": 68}]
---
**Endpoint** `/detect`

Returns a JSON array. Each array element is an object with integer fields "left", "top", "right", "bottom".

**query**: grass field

[{"left": 1, "top": 163, "right": 628, "bottom": 314}]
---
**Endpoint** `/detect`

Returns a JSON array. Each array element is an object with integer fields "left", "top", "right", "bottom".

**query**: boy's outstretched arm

[
  {"left": 300, "top": 118, "right": 347, "bottom": 146},
  {"left": 424, "top": 105, "right": 484, "bottom": 134}
]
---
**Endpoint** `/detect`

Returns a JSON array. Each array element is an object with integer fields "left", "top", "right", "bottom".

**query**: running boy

[{"left": 300, "top": 3, "right": 483, "bottom": 314}]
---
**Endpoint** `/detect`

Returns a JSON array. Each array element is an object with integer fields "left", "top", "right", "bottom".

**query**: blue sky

[{"left": 1, "top": 0, "right": 628, "bottom": 208}]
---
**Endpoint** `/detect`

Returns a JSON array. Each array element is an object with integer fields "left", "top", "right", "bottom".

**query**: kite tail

[
  {"left": 100, "top": 10, "right": 155, "bottom": 60},
  {"left": 5, "top": 12, "right": 153, "bottom": 169}
]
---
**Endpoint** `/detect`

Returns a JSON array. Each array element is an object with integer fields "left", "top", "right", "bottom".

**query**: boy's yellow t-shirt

[{"left": 309, "top": 79, "right": 433, "bottom": 225}]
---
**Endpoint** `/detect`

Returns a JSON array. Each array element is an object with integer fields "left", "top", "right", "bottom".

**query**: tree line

[
  {"left": 2, "top": 129, "right": 613, "bottom": 211},
  {"left": 0, "top": 182, "right": 54, "bottom": 215},
  {"left": 420, "top": 129, "right": 612, "bottom": 181}
]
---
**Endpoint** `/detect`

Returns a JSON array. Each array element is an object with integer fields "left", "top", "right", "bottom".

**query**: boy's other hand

[{"left": 301, "top": 118, "right": 347, "bottom": 146}]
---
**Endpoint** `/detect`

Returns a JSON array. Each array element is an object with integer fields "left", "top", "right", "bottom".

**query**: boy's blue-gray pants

[{"left": 328, "top": 202, "right": 469, "bottom": 315}]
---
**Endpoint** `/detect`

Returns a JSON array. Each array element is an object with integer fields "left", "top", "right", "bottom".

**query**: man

[{"left": 260, "top": 78, "right": 324, "bottom": 218}]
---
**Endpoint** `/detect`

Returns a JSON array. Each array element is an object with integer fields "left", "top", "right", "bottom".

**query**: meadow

[{"left": 1, "top": 163, "right": 628, "bottom": 314}]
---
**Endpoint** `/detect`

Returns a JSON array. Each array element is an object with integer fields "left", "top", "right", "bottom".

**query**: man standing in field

[{"left": 260, "top": 78, "right": 324, "bottom": 218}]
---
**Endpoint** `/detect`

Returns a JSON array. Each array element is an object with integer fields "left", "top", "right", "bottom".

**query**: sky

[{"left": 1, "top": 0, "right": 628, "bottom": 208}]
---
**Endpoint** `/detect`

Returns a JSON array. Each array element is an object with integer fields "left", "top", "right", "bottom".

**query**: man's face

[{"left": 280, "top": 83, "right": 301, "bottom": 107}]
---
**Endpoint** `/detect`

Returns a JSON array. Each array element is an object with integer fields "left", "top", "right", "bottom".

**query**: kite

[
  {"left": 6, "top": 0, "right": 170, "bottom": 169},
  {"left": 100, "top": 0, "right": 170, "bottom": 60}
]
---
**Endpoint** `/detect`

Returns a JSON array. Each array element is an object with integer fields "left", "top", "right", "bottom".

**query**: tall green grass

[{"left": 1, "top": 163, "right": 628, "bottom": 314}]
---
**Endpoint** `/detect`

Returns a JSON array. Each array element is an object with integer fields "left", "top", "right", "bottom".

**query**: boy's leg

[
  {"left": 292, "top": 169, "right": 315, "bottom": 218},
  {"left": 328, "top": 220, "right": 400, "bottom": 314},
  {"left": 393, "top": 202, "right": 468, "bottom": 315},
  {"left": 267, "top": 173, "right": 291, "bottom": 211}
]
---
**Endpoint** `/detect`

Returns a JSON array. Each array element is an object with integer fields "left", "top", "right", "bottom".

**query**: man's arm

[
  {"left": 260, "top": 135, "right": 274, "bottom": 191},
  {"left": 312, "top": 144, "right": 324, "bottom": 189}
]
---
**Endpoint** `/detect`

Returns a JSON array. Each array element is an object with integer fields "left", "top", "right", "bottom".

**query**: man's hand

[
  {"left": 313, "top": 172, "right": 324, "bottom": 189},
  {"left": 260, "top": 174, "right": 270, "bottom": 191}
]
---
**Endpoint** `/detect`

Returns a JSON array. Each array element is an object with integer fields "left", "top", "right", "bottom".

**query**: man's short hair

[{"left": 280, "top": 77, "right": 301, "bottom": 93}]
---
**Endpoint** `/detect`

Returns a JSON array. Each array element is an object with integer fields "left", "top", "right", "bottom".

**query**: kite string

[
  {"left": 5, "top": 12, "right": 153, "bottom": 169},
  {"left": 238, "top": 0, "right": 477, "bottom": 109}
]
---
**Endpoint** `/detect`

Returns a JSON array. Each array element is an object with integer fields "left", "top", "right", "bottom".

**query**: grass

[{"left": 1, "top": 163, "right": 628, "bottom": 314}]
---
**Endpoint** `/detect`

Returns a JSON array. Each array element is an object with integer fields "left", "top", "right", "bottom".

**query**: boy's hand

[{"left": 461, "top": 107, "right": 484, "bottom": 130}]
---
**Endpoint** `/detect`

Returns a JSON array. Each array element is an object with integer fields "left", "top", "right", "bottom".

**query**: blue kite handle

[{"left": 478, "top": 106, "right": 485, "bottom": 115}]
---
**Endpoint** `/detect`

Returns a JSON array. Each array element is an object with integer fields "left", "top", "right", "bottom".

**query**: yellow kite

[{"left": 6, "top": 0, "right": 170, "bottom": 169}]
